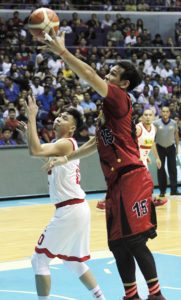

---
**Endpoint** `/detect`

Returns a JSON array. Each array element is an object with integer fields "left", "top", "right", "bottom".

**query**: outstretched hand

[
  {"left": 42, "top": 156, "right": 68, "bottom": 172},
  {"left": 38, "top": 29, "right": 66, "bottom": 57},
  {"left": 24, "top": 95, "right": 39, "bottom": 119}
]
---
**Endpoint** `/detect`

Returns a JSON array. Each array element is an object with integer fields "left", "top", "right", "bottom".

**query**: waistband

[
  {"left": 118, "top": 164, "right": 145, "bottom": 177},
  {"left": 55, "top": 198, "right": 84, "bottom": 209}
]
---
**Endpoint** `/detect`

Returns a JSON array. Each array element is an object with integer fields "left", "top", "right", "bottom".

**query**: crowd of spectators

[
  {"left": 0, "top": 0, "right": 181, "bottom": 11},
  {"left": 0, "top": 11, "right": 180, "bottom": 146}
]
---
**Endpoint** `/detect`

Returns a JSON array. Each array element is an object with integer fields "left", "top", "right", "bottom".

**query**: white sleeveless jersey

[
  {"left": 48, "top": 138, "right": 85, "bottom": 204},
  {"left": 137, "top": 122, "right": 156, "bottom": 168}
]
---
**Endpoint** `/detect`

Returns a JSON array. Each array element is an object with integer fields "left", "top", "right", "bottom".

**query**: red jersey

[{"left": 96, "top": 83, "right": 143, "bottom": 185}]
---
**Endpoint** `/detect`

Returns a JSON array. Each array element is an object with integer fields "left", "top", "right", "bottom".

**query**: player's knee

[
  {"left": 64, "top": 261, "right": 89, "bottom": 277},
  {"left": 31, "top": 252, "right": 51, "bottom": 275}
]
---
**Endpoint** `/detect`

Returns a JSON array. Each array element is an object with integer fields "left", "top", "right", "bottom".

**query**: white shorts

[{"left": 35, "top": 201, "right": 90, "bottom": 262}]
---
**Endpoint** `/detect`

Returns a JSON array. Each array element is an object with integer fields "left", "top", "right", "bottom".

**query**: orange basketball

[{"left": 28, "top": 7, "right": 60, "bottom": 39}]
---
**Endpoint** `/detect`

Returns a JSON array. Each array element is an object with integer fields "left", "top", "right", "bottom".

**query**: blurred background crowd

[{"left": 0, "top": 3, "right": 180, "bottom": 146}]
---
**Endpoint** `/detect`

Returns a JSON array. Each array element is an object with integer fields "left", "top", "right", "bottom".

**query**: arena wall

[
  {"left": 0, "top": 144, "right": 180, "bottom": 199},
  {"left": 0, "top": 10, "right": 180, "bottom": 40}
]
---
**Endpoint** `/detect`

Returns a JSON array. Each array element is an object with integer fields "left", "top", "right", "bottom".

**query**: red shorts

[{"left": 106, "top": 167, "right": 156, "bottom": 243}]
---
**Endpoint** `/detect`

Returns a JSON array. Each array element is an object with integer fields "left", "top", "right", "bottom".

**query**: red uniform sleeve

[{"left": 104, "top": 84, "right": 129, "bottom": 117}]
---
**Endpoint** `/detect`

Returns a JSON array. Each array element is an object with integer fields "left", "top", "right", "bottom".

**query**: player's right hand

[{"left": 38, "top": 29, "right": 66, "bottom": 57}]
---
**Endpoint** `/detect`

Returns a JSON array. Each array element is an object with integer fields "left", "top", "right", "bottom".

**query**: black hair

[
  {"left": 117, "top": 61, "right": 142, "bottom": 91},
  {"left": 65, "top": 108, "right": 83, "bottom": 130},
  {"left": 2, "top": 127, "right": 12, "bottom": 133}
]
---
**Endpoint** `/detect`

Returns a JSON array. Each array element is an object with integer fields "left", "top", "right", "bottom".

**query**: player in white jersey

[
  {"left": 136, "top": 109, "right": 167, "bottom": 206},
  {"left": 136, "top": 109, "right": 161, "bottom": 169},
  {"left": 25, "top": 95, "right": 106, "bottom": 300}
]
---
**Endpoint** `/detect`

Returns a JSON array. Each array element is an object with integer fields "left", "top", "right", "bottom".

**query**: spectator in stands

[
  {"left": 134, "top": 75, "right": 153, "bottom": 96},
  {"left": 0, "top": 88, "right": 9, "bottom": 109},
  {"left": 3, "top": 76, "right": 20, "bottom": 103},
  {"left": 0, "top": 127, "right": 16, "bottom": 146},
  {"left": 2, "top": 55, "right": 12, "bottom": 75},
  {"left": 5, "top": 107, "right": 19, "bottom": 132},
  {"left": 136, "top": 18, "right": 144, "bottom": 34},
  {"left": 144, "top": 95, "right": 160, "bottom": 117},
  {"left": 75, "top": 85, "right": 84, "bottom": 103},
  {"left": 3, "top": 102, "right": 18, "bottom": 120},
  {"left": 80, "top": 92, "right": 97, "bottom": 116},
  {"left": 152, "top": 0, "right": 165, "bottom": 11},
  {"left": 71, "top": 95, "right": 84, "bottom": 115},
  {"left": 37, "top": 84, "right": 54, "bottom": 112},
  {"left": 144, "top": 59, "right": 161, "bottom": 77},
  {"left": 152, "top": 86, "right": 164, "bottom": 108},
  {"left": 140, "top": 28, "right": 152, "bottom": 46},
  {"left": 124, "top": 29, "right": 137, "bottom": 46},
  {"left": 30, "top": 76, "right": 44, "bottom": 97},
  {"left": 86, "top": 13, "right": 100, "bottom": 29},
  {"left": 175, "top": 18, "right": 181, "bottom": 46},
  {"left": 74, "top": 123, "right": 90, "bottom": 144},
  {"left": 86, "top": 115, "right": 96, "bottom": 136},
  {"left": 125, "top": 0, "right": 137, "bottom": 11},
  {"left": 76, "top": 38, "right": 89, "bottom": 58},
  {"left": 59, "top": 19, "right": 72, "bottom": 34},
  {"left": 169, "top": 102, "right": 179, "bottom": 119},
  {"left": 7, "top": 63, "right": 20, "bottom": 79},
  {"left": 47, "top": 53, "right": 64, "bottom": 77},
  {"left": 41, "top": 119, "right": 55, "bottom": 143},
  {"left": 137, "top": 0, "right": 150, "bottom": 11},
  {"left": 160, "top": 60, "right": 173, "bottom": 79},
  {"left": 107, "top": 22, "right": 124, "bottom": 45},
  {"left": 43, "top": 75, "right": 56, "bottom": 95},
  {"left": 170, "top": 67, "right": 181, "bottom": 85},
  {"left": 103, "top": 0, "right": 113, "bottom": 11},
  {"left": 165, "top": 77, "right": 174, "bottom": 95},
  {"left": 101, "top": 14, "right": 113, "bottom": 30},
  {"left": 62, "top": 64, "right": 76, "bottom": 84},
  {"left": 152, "top": 33, "right": 164, "bottom": 47},
  {"left": 156, "top": 76, "right": 169, "bottom": 98},
  {"left": 137, "top": 85, "right": 150, "bottom": 104},
  {"left": 16, "top": 106, "right": 28, "bottom": 123}
]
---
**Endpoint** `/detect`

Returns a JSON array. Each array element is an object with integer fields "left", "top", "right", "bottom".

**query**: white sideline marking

[
  {"left": 107, "top": 259, "right": 115, "bottom": 265},
  {"left": 0, "top": 290, "right": 77, "bottom": 299},
  {"left": 162, "top": 286, "right": 181, "bottom": 291},
  {"left": 104, "top": 268, "right": 112, "bottom": 274}
]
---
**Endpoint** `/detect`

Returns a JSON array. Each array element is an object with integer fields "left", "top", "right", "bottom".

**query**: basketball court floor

[{"left": 0, "top": 191, "right": 181, "bottom": 300}]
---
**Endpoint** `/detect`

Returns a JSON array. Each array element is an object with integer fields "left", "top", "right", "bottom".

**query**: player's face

[
  {"left": 104, "top": 65, "right": 124, "bottom": 86},
  {"left": 53, "top": 112, "right": 76, "bottom": 136},
  {"left": 142, "top": 110, "right": 154, "bottom": 125}
]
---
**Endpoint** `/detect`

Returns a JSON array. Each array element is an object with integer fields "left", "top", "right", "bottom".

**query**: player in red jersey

[{"left": 41, "top": 31, "right": 166, "bottom": 300}]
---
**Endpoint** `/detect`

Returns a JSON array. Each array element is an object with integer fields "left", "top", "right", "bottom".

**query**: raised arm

[
  {"left": 25, "top": 95, "right": 73, "bottom": 157},
  {"left": 41, "top": 32, "right": 108, "bottom": 97}
]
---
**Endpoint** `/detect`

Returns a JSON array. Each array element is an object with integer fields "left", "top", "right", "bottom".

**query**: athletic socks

[
  {"left": 91, "top": 285, "right": 106, "bottom": 299},
  {"left": 38, "top": 296, "right": 50, "bottom": 300},
  {"left": 147, "top": 278, "right": 161, "bottom": 297},
  {"left": 123, "top": 282, "right": 139, "bottom": 299}
]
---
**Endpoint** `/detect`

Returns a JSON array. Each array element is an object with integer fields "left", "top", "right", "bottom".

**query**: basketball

[{"left": 28, "top": 7, "right": 60, "bottom": 39}]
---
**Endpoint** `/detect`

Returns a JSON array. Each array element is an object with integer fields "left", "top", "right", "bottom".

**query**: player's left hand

[
  {"left": 42, "top": 156, "right": 68, "bottom": 172},
  {"left": 25, "top": 95, "right": 39, "bottom": 118},
  {"left": 156, "top": 158, "right": 162, "bottom": 169}
]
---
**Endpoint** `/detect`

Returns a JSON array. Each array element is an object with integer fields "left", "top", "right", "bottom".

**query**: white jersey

[
  {"left": 137, "top": 122, "right": 156, "bottom": 168},
  {"left": 48, "top": 138, "right": 85, "bottom": 204},
  {"left": 35, "top": 138, "right": 89, "bottom": 261}
]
